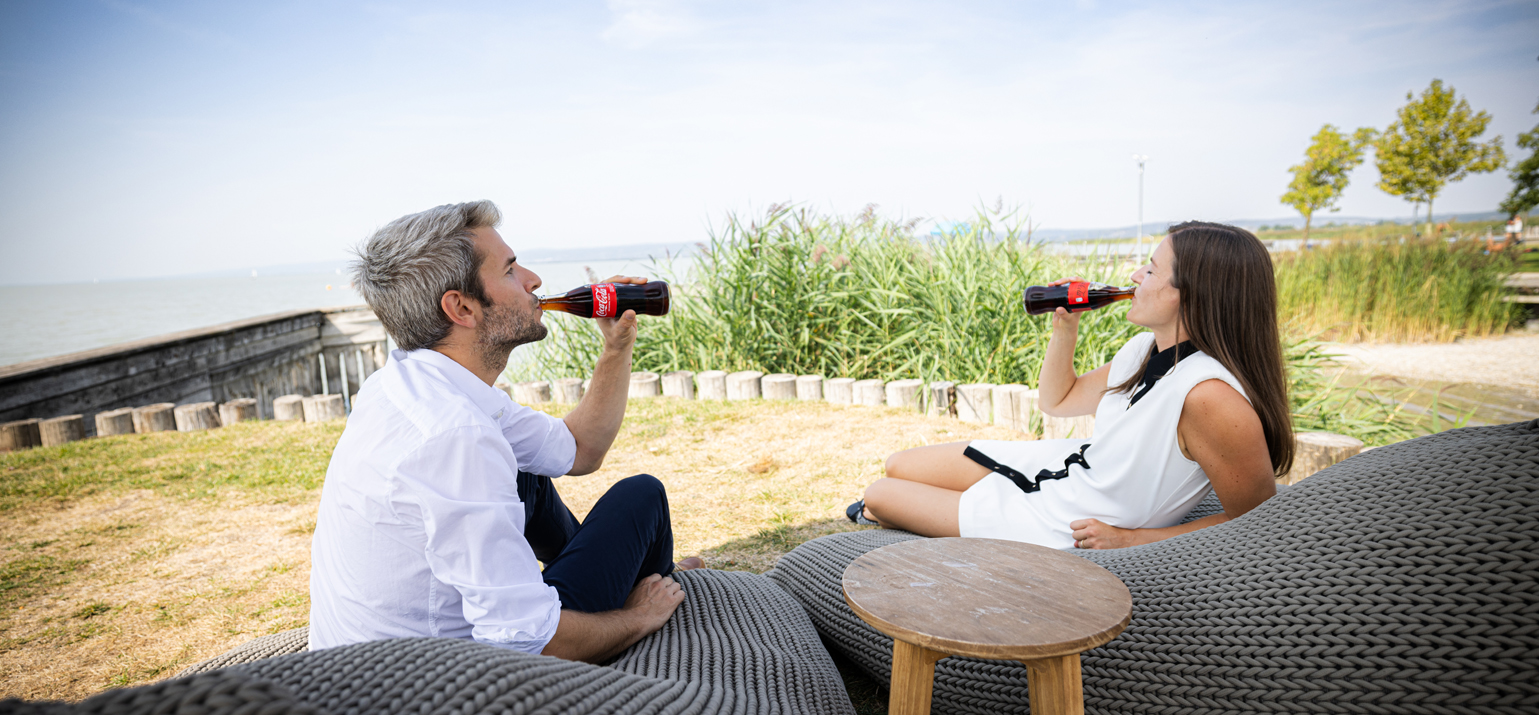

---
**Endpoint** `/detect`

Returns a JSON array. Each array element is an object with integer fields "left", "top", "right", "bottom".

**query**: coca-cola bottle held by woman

[
  {"left": 1022, "top": 281, "right": 1134, "bottom": 315},
  {"left": 539, "top": 281, "right": 671, "bottom": 318}
]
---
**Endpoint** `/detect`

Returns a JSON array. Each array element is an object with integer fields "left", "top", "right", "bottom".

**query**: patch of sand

[{"left": 1325, "top": 332, "right": 1539, "bottom": 397}]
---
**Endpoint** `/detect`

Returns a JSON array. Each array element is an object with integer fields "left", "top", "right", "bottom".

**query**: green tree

[
  {"left": 1375, "top": 79, "right": 1506, "bottom": 231},
  {"left": 1499, "top": 100, "right": 1539, "bottom": 217},
  {"left": 1280, "top": 125, "right": 1376, "bottom": 241}
]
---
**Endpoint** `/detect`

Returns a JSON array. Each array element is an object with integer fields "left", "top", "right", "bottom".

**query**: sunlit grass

[{"left": 0, "top": 399, "right": 1015, "bottom": 701}]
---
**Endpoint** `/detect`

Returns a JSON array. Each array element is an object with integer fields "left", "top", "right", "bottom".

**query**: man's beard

[{"left": 475, "top": 298, "right": 548, "bottom": 373}]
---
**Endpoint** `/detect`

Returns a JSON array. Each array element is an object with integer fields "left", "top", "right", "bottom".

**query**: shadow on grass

[{"left": 702, "top": 517, "right": 870, "bottom": 573}]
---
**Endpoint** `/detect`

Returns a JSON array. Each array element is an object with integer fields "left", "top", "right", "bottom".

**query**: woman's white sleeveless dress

[{"left": 957, "top": 332, "right": 1249, "bottom": 549}]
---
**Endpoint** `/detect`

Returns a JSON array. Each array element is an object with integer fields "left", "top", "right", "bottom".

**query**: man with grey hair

[{"left": 308, "top": 200, "right": 699, "bottom": 663}]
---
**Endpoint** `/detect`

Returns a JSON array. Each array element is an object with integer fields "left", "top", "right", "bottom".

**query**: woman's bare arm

[
  {"left": 1070, "top": 378, "right": 1276, "bottom": 548},
  {"left": 1036, "top": 300, "right": 1112, "bottom": 417}
]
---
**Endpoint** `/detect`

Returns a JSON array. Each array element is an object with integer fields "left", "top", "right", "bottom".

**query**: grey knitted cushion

[
  {"left": 177, "top": 627, "right": 312, "bottom": 676},
  {"left": 49, "top": 568, "right": 851, "bottom": 715},
  {"left": 767, "top": 420, "right": 1539, "bottom": 714},
  {"left": 0, "top": 670, "right": 317, "bottom": 715}
]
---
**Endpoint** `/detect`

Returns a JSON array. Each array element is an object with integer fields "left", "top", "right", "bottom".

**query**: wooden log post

[
  {"left": 854, "top": 379, "right": 886, "bottom": 407},
  {"left": 553, "top": 377, "right": 585, "bottom": 404},
  {"left": 886, "top": 379, "right": 924, "bottom": 412},
  {"left": 992, "top": 384, "right": 1023, "bottom": 431},
  {"left": 796, "top": 375, "right": 824, "bottom": 401},
  {"left": 1281, "top": 432, "right": 1364, "bottom": 485},
  {"left": 662, "top": 371, "right": 695, "bottom": 399},
  {"left": 94, "top": 408, "right": 136, "bottom": 437},
  {"left": 697, "top": 371, "right": 728, "bottom": 400},
  {"left": 762, "top": 373, "right": 797, "bottom": 400},
  {"left": 40, "top": 415, "right": 86, "bottom": 446},
  {"left": 825, "top": 377, "right": 856, "bottom": 404},
  {"left": 629, "top": 372, "right": 662, "bottom": 398},
  {"left": 524, "top": 381, "right": 552, "bottom": 403},
  {"left": 302, "top": 394, "right": 346, "bottom": 422},
  {"left": 273, "top": 395, "right": 306, "bottom": 421},
  {"left": 495, "top": 380, "right": 515, "bottom": 401},
  {"left": 219, "top": 398, "right": 259, "bottom": 425},
  {"left": 132, "top": 403, "right": 177, "bottom": 433},
  {"left": 956, "top": 384, "right": 993, "bottom": 424},
  {"left": 174, "top": 402, "right": 222, "bottom": 432},
  {"left": 2, "top": 419, "right": 43, "bottom": 452},
  {"left": 927, "top": 381, "right": 956, "bottom": 418},
  {"left": 1016, "top": 388, "right": 1042, "bottom": 437},
  {"left": 726, "top": 371, "right": 764, "bottom": 400}
]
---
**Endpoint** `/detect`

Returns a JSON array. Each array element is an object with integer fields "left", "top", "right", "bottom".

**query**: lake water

[{"left": 0, "top": 258, "right": 683, "bottom": 367}]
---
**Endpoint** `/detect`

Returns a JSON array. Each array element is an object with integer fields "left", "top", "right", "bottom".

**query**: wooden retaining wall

[{"left": 0, "top": 306, "right": 386, "bottom": 437}]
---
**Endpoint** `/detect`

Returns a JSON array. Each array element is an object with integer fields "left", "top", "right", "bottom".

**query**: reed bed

[
  {"left": 534, "top": 205, "right": 1142, "bottom": 386},
  {"left": 1274, "top": 237, "right": 1522, "bottom": 343},
  {"left": 521, "top": 206, "right": 1506, "bottom": 445}
]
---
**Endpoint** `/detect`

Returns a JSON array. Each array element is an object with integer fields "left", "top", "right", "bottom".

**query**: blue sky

[{"left": 1, "top": 0, "right": 1536, "bottom": 285}]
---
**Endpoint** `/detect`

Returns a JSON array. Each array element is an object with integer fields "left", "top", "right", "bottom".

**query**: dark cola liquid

[
  {"left": 539, "top": 281, "right": 671, "bottom": 318},
  {"left": 1023, "top": 282, "right": 1135, "bottom": 315}
]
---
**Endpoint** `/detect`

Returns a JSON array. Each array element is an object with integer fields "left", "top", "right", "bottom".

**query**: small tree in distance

[
  {"left": 1499, "top": 100, "right": 1539, "bottom": 218},
  {"left": 1280, "top": 124, "right": 1376, "bottom": 241},
  {"left": 1375, "top": 79, "right": 1505, "bottom": 232}
]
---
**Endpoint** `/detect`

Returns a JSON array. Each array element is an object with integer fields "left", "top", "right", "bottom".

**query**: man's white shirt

[{"left": 308, "top": 348, "right": 576, "bottom": 654}]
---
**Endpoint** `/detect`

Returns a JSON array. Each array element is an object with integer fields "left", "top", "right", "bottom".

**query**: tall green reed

[
  {"left": 521, "top": 206, "right": 1465, "bottom": 445},
  {"left": 525, "top": 204, "right": 1142, "bottom": 387},
  {"left": 1274, "top": 237, "right": 1521, "bottom": 342}
]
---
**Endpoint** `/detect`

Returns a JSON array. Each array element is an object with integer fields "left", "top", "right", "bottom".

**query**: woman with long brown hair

[{"left": 848, "top": 221, "right": 1292, "bottom": 549}]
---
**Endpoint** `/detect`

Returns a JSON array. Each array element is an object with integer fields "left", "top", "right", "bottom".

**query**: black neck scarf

[{"left": 1128, "top": 340, "right": 1199, "bottom": 407}]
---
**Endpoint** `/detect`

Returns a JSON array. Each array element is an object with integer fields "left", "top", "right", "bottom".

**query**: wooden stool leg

[
  {"left": 1023, "top": 654, "right": 1084, "bottom": 715},
  {"left": 889, "top": 640, "right": 946, "bottom": 715}
]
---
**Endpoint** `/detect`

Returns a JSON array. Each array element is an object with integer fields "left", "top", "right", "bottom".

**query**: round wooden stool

[{"left": 843, "top": 537, "right": 1131, "bottom": 715}]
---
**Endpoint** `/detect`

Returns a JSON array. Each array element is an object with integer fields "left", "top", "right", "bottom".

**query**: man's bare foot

[{"left": 675, "top": 556, "right": 705, "bottom": 571}]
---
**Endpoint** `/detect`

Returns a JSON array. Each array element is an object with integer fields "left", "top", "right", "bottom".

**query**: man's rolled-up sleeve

[
  {"left": 399, "top": 427, "right": 562, "bottom": 654},
  {"left": 499, "top": 404, "right": 576, "bottom": 478}
]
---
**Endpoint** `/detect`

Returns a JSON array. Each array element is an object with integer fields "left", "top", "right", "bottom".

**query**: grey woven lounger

[
  {"left": 9, "top": 569, "right": 855, "bottom": 715},
  {"left": 767, "top": 420, "right": 1539, "bottom": 714}
]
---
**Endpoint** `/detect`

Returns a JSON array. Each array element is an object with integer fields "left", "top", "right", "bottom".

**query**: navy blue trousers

[{"left": 517, "top": 471, "right": 676, "bottom": 613}]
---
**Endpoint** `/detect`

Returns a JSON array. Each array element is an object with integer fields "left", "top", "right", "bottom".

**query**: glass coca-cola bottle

[
  {"left": 539, "top": 281, "right": 671, "bottom": 318},
  {"left": 1023, "top": 281, "right": 1134, "bottom": 315}
]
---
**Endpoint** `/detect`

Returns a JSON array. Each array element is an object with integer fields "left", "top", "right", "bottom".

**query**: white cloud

[{"left": 601, "top": 0, "right": 706, "bottom": 48}]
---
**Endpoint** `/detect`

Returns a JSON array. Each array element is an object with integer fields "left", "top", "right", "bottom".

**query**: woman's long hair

[{"left": 1109, "top": 221, "right": 1294, "bottom": 476}]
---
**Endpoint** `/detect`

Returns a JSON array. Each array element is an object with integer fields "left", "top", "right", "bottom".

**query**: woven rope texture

[
  {"left": 178, "top": 627, "right": 311, "bottom": 677},
  {"left": 0, "top": 670, "right": 317, "bottom": 715},
  {"left": 609, "top": 569, "right": 855, "bottom": 714},
  {"left": 39, "top": 569, "right": 851, "bottom": 715},
  {"left": 767, "top": 420, "right": 1539, "bottom": 714}
]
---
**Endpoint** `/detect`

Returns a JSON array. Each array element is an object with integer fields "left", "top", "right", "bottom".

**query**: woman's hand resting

[{"left": 1069, "top": 518, "right": 1140, "bottom": 549}]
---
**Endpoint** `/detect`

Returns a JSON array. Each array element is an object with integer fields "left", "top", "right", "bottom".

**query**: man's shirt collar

[{"left": 398, "top": 348, "right": 511, "bottom": 418}]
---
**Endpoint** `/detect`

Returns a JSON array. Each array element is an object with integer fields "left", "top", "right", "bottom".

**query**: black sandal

[{"left": 845, "top": 499, "right": 878, "bottom": 526}]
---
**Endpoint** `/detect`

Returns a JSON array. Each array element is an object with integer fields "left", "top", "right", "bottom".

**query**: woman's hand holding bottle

[{"left": 1045, "top": 276, "right": 1086, "bottom": 335}]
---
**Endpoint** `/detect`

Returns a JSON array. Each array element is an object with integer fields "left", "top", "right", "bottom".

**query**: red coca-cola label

[
  {"left": 592, "top": 283, "right": 617, "bottom": 318},
  {"left": 1067, "top": 281, "right": 1089, "bottom": 305}
]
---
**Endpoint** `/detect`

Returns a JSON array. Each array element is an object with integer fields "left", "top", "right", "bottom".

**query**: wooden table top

[{"left": 842, "top": 538, "right": 1132, "bottom": 660}]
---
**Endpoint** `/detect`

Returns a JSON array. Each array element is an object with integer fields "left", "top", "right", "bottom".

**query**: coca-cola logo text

[
  {"left": 592, "top": 284, "right": 617, "bottom": 318},
  {"left": 1068, "top": 281, "right": 1089, "bottom": 305}
]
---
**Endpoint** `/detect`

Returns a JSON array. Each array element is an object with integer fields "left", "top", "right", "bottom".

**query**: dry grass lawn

[{"left": 0, "top": 397, "right": 1020, "bottom": 702}]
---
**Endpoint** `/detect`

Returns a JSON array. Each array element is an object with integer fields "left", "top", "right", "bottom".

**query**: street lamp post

[{"left": 1132, "top": 154, "right": 1148, "bottom": 245}]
